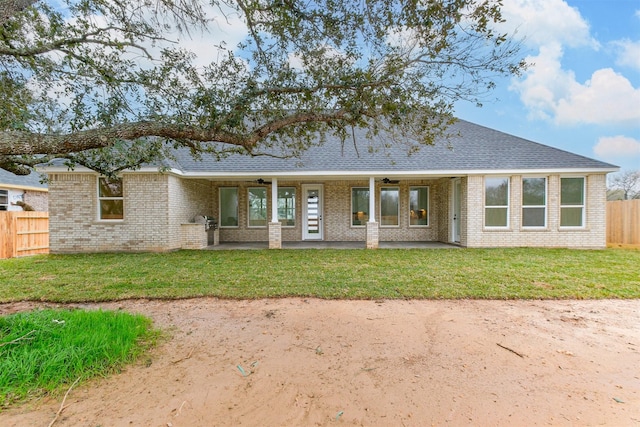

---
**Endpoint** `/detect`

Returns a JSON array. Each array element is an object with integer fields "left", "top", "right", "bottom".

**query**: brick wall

[
  {"left": 49, "top": 173, "right": 214, "bottom": 253},
  {"left": 464, "top": 173, "right": 607, "bottom": 248},
  {"left": 49, "top": 171, "right": 608, "bottom": 252},
  {"left": 23, "top": 190, "right": 48, "bottom": 211},
  {"left": 214, "top": 179, "right": 442, "bottom": 243}
]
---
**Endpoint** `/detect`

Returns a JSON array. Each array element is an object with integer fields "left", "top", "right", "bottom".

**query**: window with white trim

[
  {"left": 409, "top": 186, "right": 429, "bottom": 226},
  {"left": 485, "top": 177, "right": 509, "bottom": 228},
  {"left": 380, "top": 187, "right": 399, "bottom": 226},
  {"left": 560, "top": 177, "right": 585, "bottom": 227},
  {"left": 98, "top": 177, "right": 123, "bottom": 220},
  {"left": 0, "top": 189, "right": 8, "bottom": 211},
  {"left": 351, "top": 188, "right": 369, "bottom": 226},
  {"left": 219, "top": 187, "right": 238, "bottom": 227},
  {"left": 522, "top": 177, "right": 546, "bottom": 228},
  {"left": 248, "top": 187, "right": 267, "bottom": 227},
  {"left": 278, "top": 187, "right": 296, "bottom": 226}
]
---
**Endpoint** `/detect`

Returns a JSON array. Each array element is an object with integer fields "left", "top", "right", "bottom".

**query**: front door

[
  {"left": 302, "top": 185, "right": 323, "bottom": 240},
  {"left": 452, "top": 178, "right": 461, "bottom": 243}
]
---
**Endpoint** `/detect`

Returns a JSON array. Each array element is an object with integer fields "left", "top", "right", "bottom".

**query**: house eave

[{"left": 39, "top": 165, "right": 620, "bottom": 179}]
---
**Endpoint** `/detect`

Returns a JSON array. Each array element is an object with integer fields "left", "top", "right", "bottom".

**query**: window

[
  {"left": 522, "top": 177, "right": 546, "bottom": 228},
  {"left": 560, "top": 177, "right": 585, "bottom": 227},
  {"left": 278, "top": 187, "right": 296, "bottom": 226},
  {"left": 98, "top": 177, "right": 123, "bottom": 220},
  {"left": 409, "top": 186, "right": 429, "bottom": 226},
  {"left": 485, "top": 177, "right": 509, "bottom": 227},
  {"left": 248, "top": 187, "right": 267, "bottom": 227},
  {"left": 351, "top": 188, "right": 369, "bottom": 226},
  {"left": 0, "top": 189, "right": 7, "bottom": 211},
  {"left": 219, "top": 187, "right": 238, "bottom": 227},
  {"left": 380, "top": 187, "right": 399, "bottom": 226}
]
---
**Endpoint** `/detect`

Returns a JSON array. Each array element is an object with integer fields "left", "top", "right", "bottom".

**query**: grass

[
  {"left": 0, "top": 308, "right": 158, "bottom": 408},
  {"left": 0, "top": 247, "right": 638, "bottom": 301}
]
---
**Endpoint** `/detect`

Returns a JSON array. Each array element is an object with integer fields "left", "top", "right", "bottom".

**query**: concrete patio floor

[{"left": 206, "top": 241, "right": 460, "bottom": 250}]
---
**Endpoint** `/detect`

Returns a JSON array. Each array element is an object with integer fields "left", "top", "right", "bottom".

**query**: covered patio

[{"left": 206, "top": 241, "right": 460, "bottom": 250}]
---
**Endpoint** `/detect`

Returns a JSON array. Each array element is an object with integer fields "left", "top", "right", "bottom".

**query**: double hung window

[
  {"left": 485, "top": 177, "right": 509, "bottom": 228},
  {"left": 560, "top": 177, "right": 585, "bottom": 227},
  {"left": 522, "top": 177, "right": 546, "bottom": 228},
  {"left": 98, "top": 177, "right": 123, "bottom": 220}
]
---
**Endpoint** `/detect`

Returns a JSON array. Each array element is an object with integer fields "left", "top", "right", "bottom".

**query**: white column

[
  {"left": 271, "top": 177, "right": 278, "bottom": 222},
  {"left": 368, "top": 176, "right": 376, "bottom": 222}
]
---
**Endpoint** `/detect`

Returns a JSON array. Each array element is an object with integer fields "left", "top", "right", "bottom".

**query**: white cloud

[
  {"left": 500, "top": 0, "right": 599, "bottom": 49},
  {"left": 594, "top": 136, "right": 640, "bottom": 161},
  {"left": 555, "top": 68, "right": 640, "bottom": 125},
  {"left": 504, "top": 0, "right": 640, "bottom": 126},
  {"left": 613, "top": 39, "right": 640, "bottom": 71}
]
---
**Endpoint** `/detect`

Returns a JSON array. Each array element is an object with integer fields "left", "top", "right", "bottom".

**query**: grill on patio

[{"left": 195, "top": 215, "right": 218, "bottom": 231}]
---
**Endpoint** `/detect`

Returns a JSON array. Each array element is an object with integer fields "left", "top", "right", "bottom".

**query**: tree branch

[
  {"left": 0, "top": 0, "right": 36, "bottom": 26},
  {"left": 0, "top": 111, "right": 355, "bottom": 157}
]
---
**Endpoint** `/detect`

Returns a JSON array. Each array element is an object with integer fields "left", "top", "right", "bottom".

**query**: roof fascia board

[
  {"left": 40, "top": 166, "right": 619, "bottom": 178},
  {"left": 0, "top": 184, "right": 49, "bottom": 192}
]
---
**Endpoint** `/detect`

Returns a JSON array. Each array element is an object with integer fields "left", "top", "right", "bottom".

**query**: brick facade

[
  {"left": 464, "top": 173, "right": 607, "bottom": 248},
  {"left": 47, "top": 171, "right": 609, "bottom": 252},
  {"left": 49, "top": 173, "right": 214, "bottom": 253}
]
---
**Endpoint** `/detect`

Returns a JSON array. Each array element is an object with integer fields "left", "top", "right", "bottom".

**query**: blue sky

[{"left": 455, "top": 0, "right": 640, "bottom": 175}]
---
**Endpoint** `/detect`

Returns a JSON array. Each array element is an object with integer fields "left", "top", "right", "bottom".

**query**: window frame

[
  {"left": 219, "top": 187, "right": 239, "bottom": 228},
  {"left": 277, "top": 187, "right": 296, "bottom": 227},
  {"left": 247, "top": 187, "right": 268, "bottom": 228},
  {"left": 0, "top": 189, "right": 8, "bottom": 211},
  {"left": 351, "top": 187, "right": 370, "bottom": 227},
  {"left": 521, "top": 177, "right": 547, "bottom": 229},
  {"left": 560, "top": 177, "right": 586, "bottom": 228},
  {"left": 380, "top": 186, "right": 400, "bottom": 227},
  {"left": 97, "top": 176, "right": 124, "bottom": 221},
  {"left": 484, "top": 176, "right": 510, "bottom": 229},
  {"left": 409, "top": 186, "right": 429, "bottom": 227}
]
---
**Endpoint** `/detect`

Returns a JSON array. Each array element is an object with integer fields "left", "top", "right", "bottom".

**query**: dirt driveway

[{"left": 1, "top": 298, "right": 639, "bottom": 426}]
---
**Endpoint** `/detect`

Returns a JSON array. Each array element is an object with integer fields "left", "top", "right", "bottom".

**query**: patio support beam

[
  {"left": 269, "top": 177, "right": 282, "bottom": 249},
  {"left": 271, "top": 177, "right": 278, "bottom": 222},
  {"left": 368, "top": 176, "right": 376, "bottom": 223},
  {"left": 367, "top": 176, "right": 379, "bottom": 249}
]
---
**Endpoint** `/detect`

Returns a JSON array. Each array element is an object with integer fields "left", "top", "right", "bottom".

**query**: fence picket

[
  {"left": 0, "top": 212, "right": 49, "bottom": 259},
  {"left": 607, "top": 200, "right": 640, "bottom": 246}
]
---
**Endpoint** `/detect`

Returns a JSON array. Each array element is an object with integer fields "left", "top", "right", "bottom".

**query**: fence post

[{"left": 0, "top": 212, "right": 16, "bottom": 259}]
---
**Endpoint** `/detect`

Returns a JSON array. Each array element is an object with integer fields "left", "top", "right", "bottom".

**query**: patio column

[
  {"left": 367, "top": 176, "right": 379, "bottom": 249},
  {"left": 368, "top": 176, "right": 376, "bottom": 223},
  {"left": 269, "top": 178, "right": 282, "bottom": 249}
]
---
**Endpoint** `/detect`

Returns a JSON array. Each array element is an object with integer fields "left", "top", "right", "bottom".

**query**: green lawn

[
  {"left": 1, "top": 248, "right": 638, "bottom": 301},
  {"left": 0, "top": 308, "right": 158, "bottom": 407}
]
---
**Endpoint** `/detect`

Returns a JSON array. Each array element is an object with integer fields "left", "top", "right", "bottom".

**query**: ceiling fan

[
  {"left": 246, "top": 178, "right": 271, "bottom": 185},
  {"left": 381, "top": 177, "right": 400, "bottom": 184}
]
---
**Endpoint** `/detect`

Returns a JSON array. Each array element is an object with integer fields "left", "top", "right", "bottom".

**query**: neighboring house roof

[
  {"left": 0, "top": 169, "right": 48, "bottom": 191},
  {"left": 164, "top": 119, "right": 617, "bottom": 178}
]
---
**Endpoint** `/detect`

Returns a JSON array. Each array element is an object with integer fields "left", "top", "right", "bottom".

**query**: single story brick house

[
  {"left": 0, "top": 169, "right": 48, "bottom": 212},
  {"left": 42, "top": 119, "right": 617, "bottom": 252}
]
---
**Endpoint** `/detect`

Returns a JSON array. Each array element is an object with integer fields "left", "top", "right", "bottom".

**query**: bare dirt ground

[{"left": 1, "top": 298, "right": 639, "bottom": 426}]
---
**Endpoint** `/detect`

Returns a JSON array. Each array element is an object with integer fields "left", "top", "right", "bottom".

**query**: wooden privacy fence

[
  {"left": 607, "top": 200, "right": 640, "bottom": 246},
  {"left": 0, "top": 211, "right": 49, "bottom": 259}
]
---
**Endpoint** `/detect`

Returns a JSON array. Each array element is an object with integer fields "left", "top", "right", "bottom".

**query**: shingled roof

[
  {"left": 0, "top": 169, "right": 48, "bottom": 190},
  {"left": 164, "top": 119, "right": 617, "bottom": 178}
]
